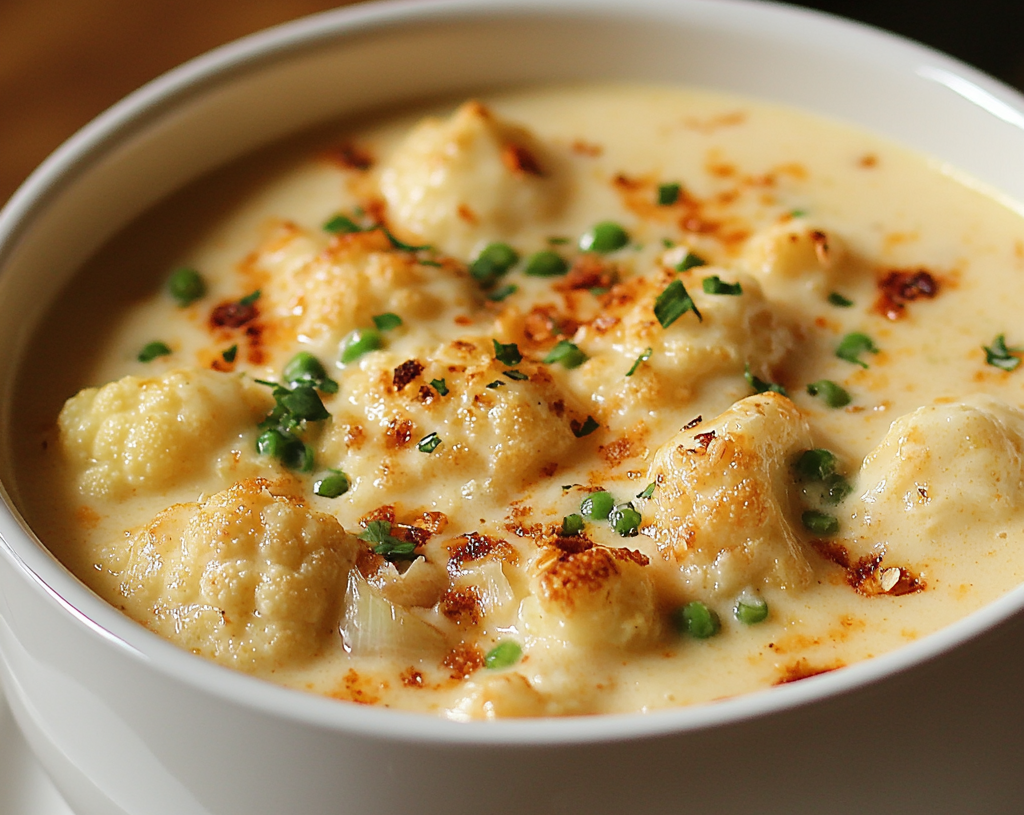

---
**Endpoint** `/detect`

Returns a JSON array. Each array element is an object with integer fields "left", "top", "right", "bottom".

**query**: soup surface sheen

[{"left": 15, "top": 83, "right": 1024, "bottom": 719}]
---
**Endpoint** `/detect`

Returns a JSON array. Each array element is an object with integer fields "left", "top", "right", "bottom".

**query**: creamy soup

[{"left": 13, "top": 83, "right": 1024, "bottom": 718}]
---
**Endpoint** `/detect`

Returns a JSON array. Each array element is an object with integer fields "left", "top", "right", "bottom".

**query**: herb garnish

[
  {"left": 580, "top": 221, "right": 630, "bottom": 254},
  {"left": 702, "top": 275, "right": 742, "bottom": 295},
  {"left": 167, "top": 267, "right": 206, "bottom": 306},
  {"left": 313, "top": 470, "right": 350, "bottom": 498},
  {"left": 138, "top": 341, "right": 171, "bottom": 362},
  {"left": 524, "top": 250, "right": 568, "bottom": 277},
  {"left": 801, "top": 510, "right": 839, "bottom": 536},
  {"left": 983, "top": 334, "right": 1022, "bottom": 371},
  {"left": 571, "top": 416, "right": 600, "bottom": 438},
  {"left": 359, "top": 520, "right": 418, "bottom": 561},
  {"left": 283, "top": 351, "right": 338, "bottom": 394},
  {"left": 835, "top": 332, "right": 879, "bottom": 368},
  {"left": 430, "top": 378, "right": 449, "bottom": 396},
  {"left": 417, "top": 432, "right": 442, "bottom": 453},
  {"left": 255, "top": 379, "right": 331, "bottom": 472},
  {"left": 484, "top": 641, "right": 522, "bottom": 670},
  {"left": 675, "top": 251, "right": 707, "bottom": 272},
  {"left": 503, "top": 369, "right": 529, "bottom": 381},
  {"left": 221, "top": 345, "right": 238, "bottom": 363},
  {"left": 543, "top": 340, "right": 588, "bottom": 369},
  {"left": 806, "top": 379, "right": 850, "bottom": 408},
  {"left": 654, "top": 279, "right": 702, "bottom": 328},
  {"left": 609, "top": 502, "right": 641, "bottom": 536},
  {"left": 323, "top": 214, "right": 362, "bottom": 234},
  {"left": 626, "top": 347, "right": 653, "bottom": 377},
  {"left": 470, "top": 243, "right": 519, "bottom": 287},
  {"left": 636, "top": 482, "right": 656, "bottom": 499},
  {"left": 340, "top": 327, "right": 384, "bottom": 364},
  {"left": 657, "top": 182, "right": 681, "bottom": 206},
  {"left": 827, "top": 292, "right": 854, "bottom": 308},
  {"left": 674, "top": 601, "right": 720, "bottom": 639},
  {"left": 487, "top": 284, "right": 519, "bottom": 302},
  {"left": 238, "top": 289, "right": 261, "bottom": 307},
  {"left": 493, "top": 339, "right": 523, "bottom": 366},
  {"left": 744, "top": 363, "right": 788, "bottom": 396},
  {"left": 372, "top": 312, "right": 403, "bottom": 331}
]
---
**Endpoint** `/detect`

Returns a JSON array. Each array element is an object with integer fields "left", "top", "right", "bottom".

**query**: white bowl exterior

[{"left": 2, "top": 1, "right": 1024, "bottom": 812}]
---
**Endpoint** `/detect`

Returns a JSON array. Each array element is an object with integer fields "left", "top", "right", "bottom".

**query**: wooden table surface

[{"left": 1, "top": 0, "right": 1020, "bottom": 206}]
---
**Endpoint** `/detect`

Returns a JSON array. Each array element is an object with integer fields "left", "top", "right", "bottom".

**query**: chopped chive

[
  {"left": 548, "top": 236, "right": 570, "bottom": 245},
  {"left": 734, "top": 595, "right": 769, "bottom": 625},
  {"left": 983, "top": 334, "right": 1022, "bottom": 371},
  {"left": 789, "top": 209, "right": 807, "bottom": 218},
  {"left": 430, "top": 378, "right": 449, "bottom": 396},
  {"left": 626, "top": 347, "right": 653, "bottom": 377},
  {"left": 572, "top": 416, "right": 600, "bottom": 438},
  {"left": 802, "top": 510, "right": 839, "bottom": 536},
  {"left": 167, "top": 267, "right": 206, "bottom": 306},
  {"left": 654, "top": 279, "right": 702, "bottom": 328},
  {"left": 806, "top": 379, "right": 851, "bottom": 408},
  {"left": 581, "top": 491, "right": 615, "bottom": 521},
  {"left": 636, "top": 482, "right": 656, "bottom": 500},
  {"left": 372, "top": 312, "right": 403, "bottom": 331},
  {"left": 377, "top": 224, "right": 431, "bottom": 252},
  {"left": 702, "top": 275, "right": 742, "bottom": 296},
  {"left": 835, "top": 332, "right": 879, "bottom": 368},
  {"left": 744, "top": 363, "right": 788, "bottom": 396},
  {"left": 492, "top": 339, "right": 523, "bottom": 366},
  {"left": 323, "top": 214, "right": 362, "bottom": 234},
  {"left": 340, "top": 327, "right": 383, "bottom": 364},
  {"left": 503, "top": 369, "right": 529, "bottom": 381},
  {"left": 828, "top": 292, "right": 854, "bottom": 308},
  {"left": 238, "top": 289, "right": 261, "bottom": 307},
  {"left": 470, "top": 242, "right": 519, "bottom": 286},
  {"left": 137, "top": 341, "right": 171, "bottom": 362},
  {"left": 657, "top": 182, "right": 681, "bottom": 206},
  {"left": 580, "top": 221, "right": 629, "bottom": 254},
  {"left": 221, "top": 344, "right": 238, "bottom": 363},
  {"left": 608, "top": 502, "right": 641, "bottom": 537},
  {"left": 543, "top": 340, "right": 588, "bottom": 369},
  {"left": 674, "top": 601, "right": 720, "bottom": 639},
  {"left": 524, "top": 250, "right": 568, "bottom": 277},
  {"left": 487, "top": 284, "right": 518, "bottom": 302},
  {"left": 417, "top": 432, "right": 442, "bottom": 453},
  {"left": 675, "top": 251, "right": 707, "bottom": 272},
  {"left": 484, "top": 640, "right": 522, "bottom": 670},
  {"left": 486, "top": 380, "right": 506, "bottom": 389},
  {"left": 561, "top": 513, "right": 585, "bottom": 537},
  {"left": 313, "top": 470, "right": 350, "bottom": 498}
]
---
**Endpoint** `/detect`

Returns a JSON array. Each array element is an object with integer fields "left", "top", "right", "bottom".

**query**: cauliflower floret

[
  {"left": 58, "top": 368, "right": 268, "bottom": 501},
  {"left": 379, "top": 101, "right": 565, "bottom": 257},
  {"left": 448, "top": 672, "right": 552, "bottom": 720},
  {"left": 741, "top": 219, "right": 845, "bottom": 297},
  {"left": 522, "top": 543, "right": 659, "bottom": 649},
  {"left": 852, "top": 397, "right": 1024, "bottom": 563},
  {"left": 574, "top": 267, "right": 793, "bottom": 416},
  {"left": 644, "top": 392, "right": 814, "bottom": 597},
  {"left": 319, "top": 337, "right": 590, "bottom": 509},
  {"left": 115, "top": 478, "right": 361, "bottom": 671},
  {"left": 259, "top": 226, "right": 472, "bottom": 349}
]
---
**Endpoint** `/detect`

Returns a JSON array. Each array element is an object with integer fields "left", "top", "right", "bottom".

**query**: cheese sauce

[{"left": 12, "top": 83, "right": 1024, "bottom": 718}]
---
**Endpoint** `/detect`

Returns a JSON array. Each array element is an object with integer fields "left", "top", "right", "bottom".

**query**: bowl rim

[{"left": 3, "top": 0, "right": 1024, "bottom": 747}]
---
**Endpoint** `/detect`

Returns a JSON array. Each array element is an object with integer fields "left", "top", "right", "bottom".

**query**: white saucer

[{"left": 0, "top": 687, "right": 76, "bottom": 815}]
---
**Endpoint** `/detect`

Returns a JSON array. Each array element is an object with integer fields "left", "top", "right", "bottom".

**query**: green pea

[
  {"left": 802, "top": 510, "right": 839, "bottom": 536},
  {"left": 734, "top": 595, "right": 769, "bottom": 625},
  {"left": 314, "top": 470, "right": 350, "bottom": 498},
  {"left": 675, "top": 601, "right": 721, "bottom": 639},
  {"left": 470, "top": 242, "right": 519, "bottom": 286},
  {"left": 579, "top": 221, "right": 629, "bottom": 254},
  {"left": 167, "top": 267, "right": 206, "bottom": 306},
  {"left": 609, "top": 502, "right": 641, "bottom": 537},
  {"left": 284, "top": 351, "right": 327, "bottom": 386},
  {"left": 806, "top": 379, "right": 851, "bottom": 408},
  {"left": 561, "top": 513, "right": 584, "bottom": 537},
  {"left": 580, "top": 491, "right": 615, "bottom": 521},
  {"left": 340, "top": 327, "right": 383, "bottom": 364},
  {"left": 484, "top": 641, "right": 522, "bottom": 670},
  {"left": 524, "top": 250, "right": 568, "bottom": 277}
]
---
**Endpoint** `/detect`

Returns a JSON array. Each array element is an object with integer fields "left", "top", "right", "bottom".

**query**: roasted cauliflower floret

[
  {"left": 448, "top": 672, "right": 552, "bottom": 721},
  {"left": 259, "top": 226, "right": 472, "bottom": 348},
  {"left": 574, "top": 266, "right": 793, "bottom": 416},
  {"left": 58, "top": 368, "right": 268, "bottom": 501},
  {"left": 115, "top": 478, "right": 361, "bottom": 671},
  {"left": 741, "top": 219, "right": 845, "bottom": 297},
  {"left": 319, "top": 337, "right": 590, "bottom": 509},
  {"left": 854, "top": 397, "right": 1024, "bottom": 559},
  {"left": 523, "top": 543, "right": 659, "bottom": 649},
  {"left": 644, "top": 392, "right": 814, "bottom": 597},
  {"left": 379, "top": 101, "right": 565, "bottom": 257}
]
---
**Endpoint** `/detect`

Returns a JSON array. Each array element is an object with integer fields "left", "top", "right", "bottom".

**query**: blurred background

[{"left": 1, "top": 0, "right": 1021, "bottom": 206}]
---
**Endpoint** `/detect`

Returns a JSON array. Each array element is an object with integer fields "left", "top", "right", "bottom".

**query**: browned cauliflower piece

[
  {"left": 522, "top": 543, "right": 660, "bottom": 650},
  {"left": 379, "top": 101, "right": 565, "bottom": 257},
  {"left": 58, "top": 368, "right": 268, "bottom": 501},
  {"left": 741, "top": 219, "right": 846, "bottom": 296},
  {"left": 644, "top": 392, "right": 814, "bottom": 598},
  {"left": 113, "top": 478, "right": 361, "bottom": 671},
  {"left": 318, "top": 337, "right": 591, "bottom": 509}
]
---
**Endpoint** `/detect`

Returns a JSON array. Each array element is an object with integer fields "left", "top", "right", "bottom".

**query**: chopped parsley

[
  {"left": 487, "top": 284, "right": 519, "bottom": 302},
  {"left": 675, "top": 251, "right": 707, "bottom": 272},
  {"left": 835, "top": 332, "right": 879, "bottom": 368},
  {"left": 254, "top": 379, "right": 332, "bottom": 472},
  {"left": 372, "top": 312, "right": 403, "bottom": 331},
  {"left": 486, "top": 380, "right": 506, "bottom": 389},
  {"left": 238, "top": 289, "right": 261, "bottom": 307},
  {"left": 137, "top": 341, "right": 171, "bottom": 362},
  {"left": 806, "top": 379, "right": 851, "bottom": 408},
  {"left": 657, "top": 182, "right": 681, "bottom": 206},
  {"left": 359, "top": 520, "right": 418, "bottom": 561},
  {"left": 322, "top": 213, "right": 362, "bottom": 234},
  {"left": 626, "top": 347, "right": 653, "bottom": 377},
  {"left": 340, "top": 327, "right": 384, "bottom": 364},
  {"left": 571, "top": 415, "right": 600, "bottom": 438},
  {"left": 795, "top": 448, "right": 852, "bottom": 506},
  {"left": 827, "top": 291, "right": 854, "bottom": 308},
  {"left": 744, "top": 363, "right": 788, "bottom": 396},
  {"left": 493, "top": 339, "right": 523, "bottom": 366},
  {"left": 702, "top": 275, "right": 742, "bottom": 295},
  {"left": 430, "top": 378, "right": 449, "bottom": 396},
  {"left": 417, "top": 432, "right": 442, "bottom": 453},
  {"left": 654, "top": 279, "right": 702, "bottom": 328},
  {"left": 503, "top": 369, "right": 529, "bottom": 381},
  {"left": 543, "top": 340, "right": 588, "bottom": 369},
  {"left": 636, "top": 482, "right": 656, "bottom": 499},
  {"left": 983, "top": 334, "right": 1022, "bottom": 371},
  {"left": 221, "top": 344, "right": 238, "bottom": 363},
  {"left": 802, "top": 510, "right": 839, "bottom": 536}
]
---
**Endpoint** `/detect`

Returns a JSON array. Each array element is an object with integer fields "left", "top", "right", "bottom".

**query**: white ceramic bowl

[{"left": 2, "top": 1, "right": 1024, "bottom": 813}]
